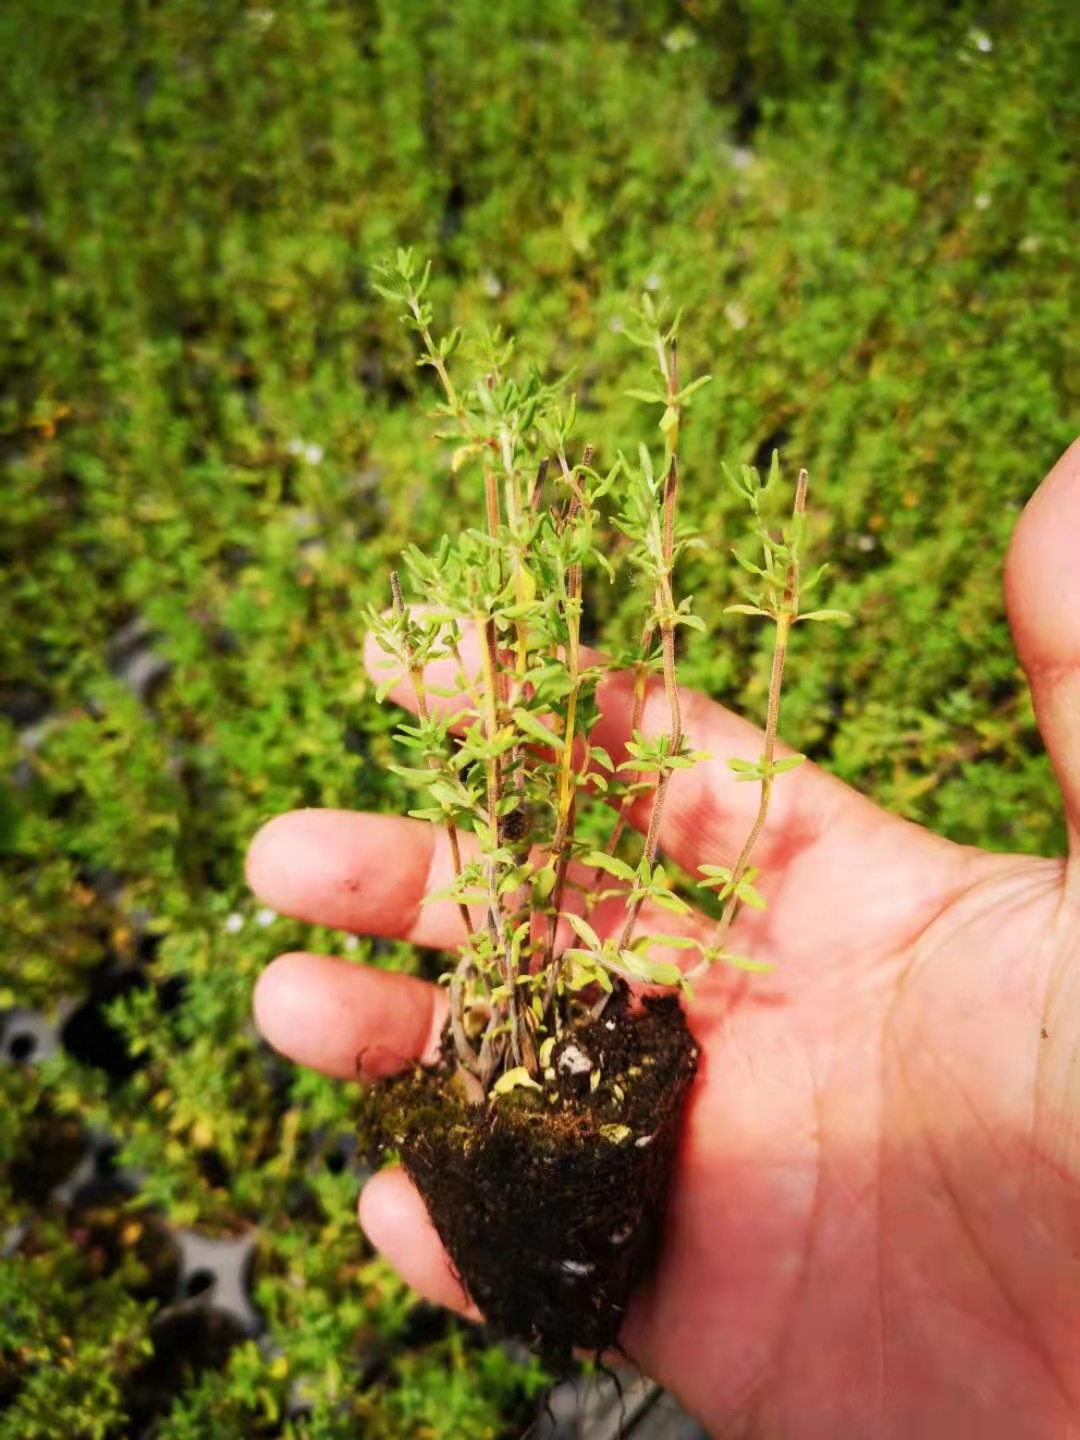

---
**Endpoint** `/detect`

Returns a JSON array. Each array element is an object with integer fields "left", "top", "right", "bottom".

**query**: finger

[
  {"left": 253, "top": 951, "right": 445, "bottom": 1080},
  {"left": 365, "top": 620, "right": 901, "bottom": 882},
  {"left": 358, "top": 1167, "right": 480, "bottom": 1320},
  {"left": 249, "top": 804, "right": 706, "bottom": 964},
  {"left": 1005, "top": 435, "right": 1080, "bottom": 856},
  {"left": 247, "top": 808, "right": 475, "bottom": 950}
]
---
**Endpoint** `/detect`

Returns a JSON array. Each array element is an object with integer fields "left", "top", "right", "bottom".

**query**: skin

[{"left": 248, "top": 438, "right": 1080, "bottom": 1438}]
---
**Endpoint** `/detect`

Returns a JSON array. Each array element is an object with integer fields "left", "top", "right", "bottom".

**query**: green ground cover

[{"left": 1, "top": 1, "right": 1077, "bottom": 1433}]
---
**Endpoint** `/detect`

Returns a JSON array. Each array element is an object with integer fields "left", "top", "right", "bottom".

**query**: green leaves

[
  {"left": 617, "top": 729, "right": 708, "bottom": 776},
  {"left": 698, "top": 865, "right": 766, "bottom": 910},
  {"left": 773, "top": 754, "right": 808, "bottom": 774},
  {"left": 612, "top": 949, "right": 683, "bottom": 987},
  {"left": 564, "top": 912, "right": 602, "bottom": 952},
  {"left": 626, "top": 369, "right": 712, "bottom": 447},
  {"left": 726, "top": 752, "right": 806, "bottom": 783},
  {"left": 722, "top": 455, "right": 849, "bottom": 637},
  {"left": 372, "top": 248, "right": 438, "bottom": 335},
  {"left": 674, "top": 374, "right": 713, "bottom": 404},
  {"left": 582, "top": 851, "right": 636, "bottom": 882},
  {"left": 533, "top": 862, "right": 558, "bottom": 901},
  {"left": 798, "top": 609, "right": 852, "bottom": 625},
  {"left": 370, "top": 246, "right": 430, "bottom": 303},
  {"left": 560, "top": 909, "right": 694, "bottom": 992},
  {"left": 512, "top": 705, "right": 562, "bottom": 750},
  {"left": 724, "top": 602, "right": 773, "bottom": 620},
  {"left": 562, "top": 949, "right": 614, "bottom": 994}
]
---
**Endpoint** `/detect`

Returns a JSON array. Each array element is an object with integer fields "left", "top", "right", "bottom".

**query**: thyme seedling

[{"left": 368, "top": 250, "right": 847, "bottom": 1096}]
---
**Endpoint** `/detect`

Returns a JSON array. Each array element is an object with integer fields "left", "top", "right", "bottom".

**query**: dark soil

[{"left": 358, "top": 991, "right": 699, "bottom": 1371}]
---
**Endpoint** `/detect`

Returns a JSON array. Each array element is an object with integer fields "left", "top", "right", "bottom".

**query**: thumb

[{"left": 1005, "top": 436, "right": 1080, "bottom": 856}]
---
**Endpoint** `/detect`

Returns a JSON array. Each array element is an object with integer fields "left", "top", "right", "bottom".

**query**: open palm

[{"left": 248, "top": 440, "right": 1080, "bottom": 1438}]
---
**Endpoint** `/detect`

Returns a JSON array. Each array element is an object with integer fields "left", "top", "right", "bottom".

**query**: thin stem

[
  {"left": 501, "top": 432, "right": 531, "bottom": 782},
  {"left": 478, "top": 614, "right": 507, "bottom": 950},
  {"left": 409, "top": 303, "right": 460, "bottom": 416},
  {"left": 538, "top": 444, "right": 594, "bottom": 1021},
  {"left": 529, "top": 456, "right": 549, "bottom": 514},
  {"left": 449, "top": 639, "right": 485, "bottom": 716},
  {"left": 391, "top": 572, "right": 478, "bottom": 1075},
  {"left": 617, "top": 452, "right": 682, "bottom": 953},
  {"left": 611, "top": 332, "right": 684, "bottom": 954},
  {"left": 477, "top": 609, "right": 533, "bottom": 1069},
  {"left": 391, "top": 579, "right": 474, "bottom": 946},
  {"left": 712, "top": 613, "right": 789, "bottom": 950},
  {"left": 484, "top": 465, "right": 501, "bottom": 547},
  {"left": 696, "top": 469, "right": 809, "bottom": 974},
  {"left": 584, "top": 618, "right": 655, "bottom": 920},
  {"left": 542, "top": 449, "right": 590, "bottom": 992}
]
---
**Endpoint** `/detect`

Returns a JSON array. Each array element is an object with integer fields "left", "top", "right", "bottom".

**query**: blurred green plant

[{"left": 1, "top": 0, "right": 1076, "bottom": 1432}]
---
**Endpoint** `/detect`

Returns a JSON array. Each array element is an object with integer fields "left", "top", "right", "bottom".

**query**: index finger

[{"left": 246, "top": 808, "right": 477, "bottom": 949}]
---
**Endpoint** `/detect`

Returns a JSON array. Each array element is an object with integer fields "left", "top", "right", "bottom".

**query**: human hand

[{"left": 248, "top": 439, "right": 1080, "bottom": 1439}]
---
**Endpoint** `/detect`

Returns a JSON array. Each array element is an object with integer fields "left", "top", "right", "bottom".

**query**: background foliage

[{"left": 1, "top": 0, "right": 1077, "bottom": 1434}]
